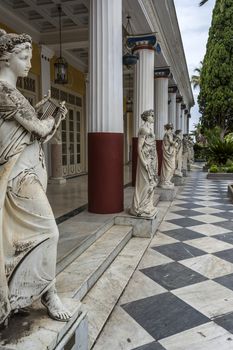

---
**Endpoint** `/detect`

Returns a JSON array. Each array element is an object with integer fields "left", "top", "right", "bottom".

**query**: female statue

[
  {"left": 174, "top": 129, "right": 183, "bottom": 177},
  {"left": 159, "top": 123, "right": 179, "bottom": 189},
  {"left": 130, "top": 110, "right": 158, "bottom": 218},
  {"left": 0, "top": 29, "right": 71, "bottom": 325}
]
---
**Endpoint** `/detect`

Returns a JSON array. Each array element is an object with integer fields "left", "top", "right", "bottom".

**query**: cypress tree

[{"left": 198, "top": 0, "right": 233, "bottom": 129}]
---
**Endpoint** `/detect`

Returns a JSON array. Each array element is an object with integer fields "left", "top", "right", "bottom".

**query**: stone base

[
  {"left": 155, "top": 187, "right": 178, "bottom": 201},
  {"left": 0, "top": 300, "right": 88, "bottom": 350},
  {"left": 182, "top": 169, "right": 188, "bottom": 177},
  {"left": 48, "top": 177, "right": 67, "bottom": 184},
  {"left": 114, "top": 211, "right": 159, "bottom": 238},
  {"left": 172, "top": 175, "right": 185, "bottom": 186}
]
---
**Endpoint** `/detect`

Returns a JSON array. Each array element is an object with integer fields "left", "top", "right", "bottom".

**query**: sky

[{"left": 174, "top": 0, "right": 215, "bottom": 131}]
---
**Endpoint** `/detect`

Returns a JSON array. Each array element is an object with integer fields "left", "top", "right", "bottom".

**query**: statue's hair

[
  {"left": 141, "top": 109, "right": 154, "bottom": 121},
  {"left": 164, "top": 123, "right": 173, "bottom": 130},
  {"left": 0, "top": 29, "right": 32, "bottom": 60}
]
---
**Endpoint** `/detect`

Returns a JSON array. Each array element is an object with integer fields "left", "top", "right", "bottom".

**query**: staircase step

[
  {"left": 56, "top": 218, "right": 114, "bottom": 274},
  {"left": 56, "top": 225, "right": 133, "bottom": 302},
  {"left": 82, "top": 237, "right": 150, "bottom": 349}
]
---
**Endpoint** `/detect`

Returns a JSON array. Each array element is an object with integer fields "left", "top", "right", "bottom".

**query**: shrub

[
  {"left": 209, "top": 165, "right": 218, "bottom": 173},
  {"left": 227, "top": 167, "right": 233, "bottom": 173},
  {"left": 226, "top": 159, "right": 233, "bottom": 167},
  {"left": 208, "top": 139, "right": 233, "bottom": 165}
]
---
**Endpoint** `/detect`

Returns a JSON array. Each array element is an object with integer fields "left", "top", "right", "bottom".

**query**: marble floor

[{"left": 93, "top": 169, "right": 233, "bottom": 350}]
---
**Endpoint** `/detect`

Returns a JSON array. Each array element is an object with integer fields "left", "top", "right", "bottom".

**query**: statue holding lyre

[{"left": 0, "top": 28, "right": 71, "bottom": 325}]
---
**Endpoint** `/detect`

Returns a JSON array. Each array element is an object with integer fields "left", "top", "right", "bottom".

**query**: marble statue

[
  {"left": 182, "top": 134, "right": 189, "bottom": 175},
  {"left": 0, "top": 29, "right": 71, "bottom": 325},
  {"left": 174, "top": 129, "right": 183, "bottom": 177},
  {"left": 188, "top": 136, "right": 194, "bottom": 165},
  {"left": 130, "top": 109, "right": 158, "bottom": 218},
  {"left": 159, "top": 123, "right": 179, "bottom": 189}
]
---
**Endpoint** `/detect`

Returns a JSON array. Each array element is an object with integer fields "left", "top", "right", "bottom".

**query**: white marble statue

[
  {"left": 130, "top": 109, "right": 158, "bottom": 218},
  {"left": 159, "top": 123, "right": 179, "bottom": 189},
  {"left": 0, "top": 29, "right": 71, "bottom": 325},
  {"left": 188, "top": 136, "right": 194, "bottom": 165},
  {"left": 182, "top": 134, "right": 189, "bottom": 174},
  {"left": 174, "top": 129, "right": 183, "bottom": 177}
]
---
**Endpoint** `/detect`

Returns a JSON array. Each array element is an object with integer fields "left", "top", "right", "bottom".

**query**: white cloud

[{"left": 174, "top": 0, "right": 215, "bottom": 130}]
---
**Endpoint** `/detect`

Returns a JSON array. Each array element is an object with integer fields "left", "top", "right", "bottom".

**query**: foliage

[
  {"left": 227, "top": 166, "right": 233, "bottom": 173},
  {"left": 209, "top": 164, "right": 218, "bottom": 173},
  {"left": 225, "top": 133, "right": 233, "bottom": 142},
  {"left": 208, "top": 139, "right": 233, "bottom": 165},
  {"left": 193, "top": 143, "right": 208, "bottom": 160},
  {"left": 198, "top": 0, "right": 233, "bottom": 130},
  {"left": 191, "top": 62, "right": 202, "bottom": 89}
]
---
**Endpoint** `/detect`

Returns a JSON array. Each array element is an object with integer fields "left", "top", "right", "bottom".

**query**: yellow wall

[{"left": 50, "top": 56, "right": 85, "bottom": 96}]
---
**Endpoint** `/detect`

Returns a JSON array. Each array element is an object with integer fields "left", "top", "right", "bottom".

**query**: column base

[{"left": 88, "top": 132, "right": 124, "bottom": 214}]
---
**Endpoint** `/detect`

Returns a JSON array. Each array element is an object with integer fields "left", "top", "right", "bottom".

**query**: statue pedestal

[
  {"left": 156, "top": 187, "right": 178, "bottom": 201},
  {"left": 0, "top": 300, "right": 88, "bottom": 350},
  {"left": 172, "top": 175, "right": 185, "bottom": 186},
  {"left": 48, "top": 177, "right": 67, "bottom": 184},
  {"left": 115, "top": 211, "right": 158, "bottom": 238}
]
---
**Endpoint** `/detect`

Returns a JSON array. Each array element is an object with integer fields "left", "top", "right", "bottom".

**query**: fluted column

[
  {"left": 88, "top": 0, "right": 123, "bottom": 213},
  {"left": 181, "top": 103, "right": 186, "bottom": 133},
  {"left": 168, "top": 86, "right": 177, "bottom": 127},
  {"left": 130, "top": 34, "right": 156, "bottom": 185},
  {"left": 154, "top": 68, "right": 170, "bottom": 174},
  {"left": 176, "top": 97, "right": 182, "bottom": 130}
]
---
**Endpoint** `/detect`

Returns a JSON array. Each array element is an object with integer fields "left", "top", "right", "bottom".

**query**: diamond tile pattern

[{"left": 95, "top": 170, "right": 233, "bottom": 349}]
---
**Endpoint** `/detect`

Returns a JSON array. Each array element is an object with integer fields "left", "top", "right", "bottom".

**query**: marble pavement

[{"left": 93, "top": 169, "right": 233, "bottom": 350}]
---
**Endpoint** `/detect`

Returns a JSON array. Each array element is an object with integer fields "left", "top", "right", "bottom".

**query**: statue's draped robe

[
  {"left": 131, "top": 125, "right": 157, "bottom": 217},
  {"left": 160, "top": 132, "right": 176, "bottom": 185},
  {"left": 0, "top": 82, "right": 58, "bottom": 318}
]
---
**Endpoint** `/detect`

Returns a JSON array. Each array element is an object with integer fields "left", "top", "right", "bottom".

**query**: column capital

[
  {"left": 181, "top": 103, "right": 186, "bottom": 110},
  {"left": 168, "top": 85, "right": 178, "bottom": 93},
  {"left": 184, "top": 109, "right": 189, "bottom": 115},
  {"left": 40, "top": 44, "right": 54, "bottom": 61},
  {"left": 128, "top": 34, "right": 157, "bottom": 52},
  {"left": 154, "top": 67, "right": 171, "bottom": 79},
  {"left": 176, "top": 96, "right": 183, "bottom": 103},
  {"left": 187, "top": 113, "right": 191, "bottom": 118}
]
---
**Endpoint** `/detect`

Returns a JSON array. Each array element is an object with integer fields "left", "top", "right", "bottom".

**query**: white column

[
  {"left": 88, "top": 0, "right": 123, "bottom": 214},
  {"left": 176, "top": 100, "right": 181, "bottom": 130},
  {"left": 40, "top": 45, "right": 54, "bottom": 177},
  {"left": 181, "top": 108, "right": 185, "bottom": 132},
  {"left": 133, "top": 49, "right": 154, "bottom": 136},
  {"left": 89, "top": 0, "right": 123, "bottom": 133},
  {"left": 168, "top": 89, "right": 177, "bottom": 127},
  {"left": 154, "top": 76, "right": 169, "bottom": 140}
]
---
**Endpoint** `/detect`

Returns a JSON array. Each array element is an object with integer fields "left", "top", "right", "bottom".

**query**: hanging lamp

[{"left": 54, "top": 4, "right": 68, "bottom": 84}]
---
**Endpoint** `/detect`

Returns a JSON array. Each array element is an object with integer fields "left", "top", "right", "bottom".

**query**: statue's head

[
  {"left": 164, "top": 123, "right": 173, "bottom": 132},
  {"left": 175, "top": 129, "right": 182, "bottom": 135},
  {"left": 0, "top": 29, "right": 32, "bottom": 77},
  {"left": 141, "top": 109, "right": 154, "bottom": 122}
]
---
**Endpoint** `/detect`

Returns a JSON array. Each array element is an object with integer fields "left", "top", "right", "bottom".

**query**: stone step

[
  {"left": 55, "top": 225, "right": 133, "bottom": 302},
  {"left": 82, "top": 237, "right": 151, "bottom": 350},
  {"left": 56, "top": 218, "right": 114, "bottom": 275}
]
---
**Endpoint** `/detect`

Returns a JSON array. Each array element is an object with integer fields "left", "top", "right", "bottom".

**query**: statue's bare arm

[{"left": 13, "top": 107, "right": 55, "bottom": 138}]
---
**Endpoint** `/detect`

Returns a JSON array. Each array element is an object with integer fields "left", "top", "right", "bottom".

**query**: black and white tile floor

[{"left": 94, "top": 170, "right": 233, "bottom": 350}]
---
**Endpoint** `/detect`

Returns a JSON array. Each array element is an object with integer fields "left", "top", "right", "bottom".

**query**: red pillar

[{"left": 88, "top": 133, "right": 124, "bottom": 214}]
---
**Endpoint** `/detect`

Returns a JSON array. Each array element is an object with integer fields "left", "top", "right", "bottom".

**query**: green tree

[
  {"left": 198, "top": 0, "right": 233, "bottom": 130},
  {"left": 191, "top": 62, "right": 202, "bottom": 89},
  {"left": 199, "top": 0, "right": 209, "bottom": 6}
]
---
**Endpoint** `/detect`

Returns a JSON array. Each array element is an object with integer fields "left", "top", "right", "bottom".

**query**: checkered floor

[{"left": 94, "top": 169, "right": 233, "bottom": 350}]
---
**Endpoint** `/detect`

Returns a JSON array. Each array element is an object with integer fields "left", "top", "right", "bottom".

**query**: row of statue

[{"left": 131, "top": 109, "right": 194, "bottom": 218}]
